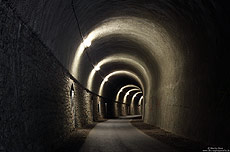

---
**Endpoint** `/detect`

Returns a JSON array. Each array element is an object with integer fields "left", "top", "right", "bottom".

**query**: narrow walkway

[{"left": 80, "top": 116, "right": 175, "bottom": 152}]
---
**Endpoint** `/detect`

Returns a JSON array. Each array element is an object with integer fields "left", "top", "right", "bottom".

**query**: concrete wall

[
  {"left": 144, "top": 13, "right": 230, "bottom": 146},
  {"left": 0, "top": 3, "right": 105, "bottom": 152}
]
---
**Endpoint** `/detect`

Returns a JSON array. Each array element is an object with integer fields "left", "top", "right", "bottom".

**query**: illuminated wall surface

[{"left": 0, "top": 0, "right": 230, "bottom": 151}]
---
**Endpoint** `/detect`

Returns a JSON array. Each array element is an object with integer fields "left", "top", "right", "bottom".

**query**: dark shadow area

[
  {"left": 131, "top": 119, "right": 208, "bottom": 152},
  {"left": 54, "top": 120, "right": 106, "bottom": 152},
  {"left": 54, "top": 124, "right": 96, "bottom": 152},
  {"left": 119, "top": 115, "right": 142, "bottom": 119}
]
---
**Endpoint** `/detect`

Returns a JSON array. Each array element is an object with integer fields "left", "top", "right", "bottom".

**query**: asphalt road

[{"left": 79, "top": 116, "right": 175, "bottom": 152}]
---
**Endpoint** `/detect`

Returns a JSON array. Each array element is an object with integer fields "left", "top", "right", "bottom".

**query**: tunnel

[{"left": 0, "top": 0, "right": 230, "bottom": 151}]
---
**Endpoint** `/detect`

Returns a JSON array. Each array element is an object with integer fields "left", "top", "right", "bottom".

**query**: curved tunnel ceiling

[
  {"left": 7, "top": 0, "right": 228, "bottom": 145},
  {"left": 131, "top": 92, "right": 143, "bottom": 105},
  {"left": 115, "top": 84, "right": 141, "bottom": 101},
  {"left": 9, "top": 0, "right": 220, "bottom": 105},
  {"left": 71, "top": 16, "right": 183, "bottom": 102},
  {"left": 138, "top": 96, "right": 144, "bottom": 106},
  {"left": 123, "top": 88, "right": 141, "bottom": 104},
  {"left": 98, "top": 70, "right": 143, "bottom": 97}
]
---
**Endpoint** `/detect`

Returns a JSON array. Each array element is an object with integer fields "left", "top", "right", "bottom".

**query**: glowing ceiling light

[
  {"left": 94, "top": 64, "right": 100, "bottom": 71},
  {"left": 83, "top": 38, "right": 91, "bottom": 48},
  {"left": 104, "top": 77, "right": 108, "bottom": 82}
]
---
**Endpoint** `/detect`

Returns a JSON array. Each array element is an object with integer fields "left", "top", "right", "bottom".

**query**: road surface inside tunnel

[{"left": 79, "top": 116, "right": 175, "bottom": 152}]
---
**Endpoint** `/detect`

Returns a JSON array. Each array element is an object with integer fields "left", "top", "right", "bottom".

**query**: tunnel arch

[
  {"left": 70, "top": 15, "right": 185, "bottom": 128},
  {"left": 123, "top": 88, "right": 141, "bottom": 104},
  {"left": 80, "top": 33, "right": 161, "bottom": 97},
  {"left": 98, "top": 70, "right": 144, "bottom": 97},
  {"left": 130, "top": 92, "right": 143, "bottom": 115},
  {"left": 71, "top": 16, "right": 183, "bottom": 101},
  {"left": 138, "top": 96, "right": 143, "bottom": 106},
  {"left": 131, "top": 92, "right": 143, "bottom": 105},
  {"left": 115, "top": 84, "right": 141, "bottom": 102},
  {"left": 87, "top": 54, "right": 149, "bottom": 92}
]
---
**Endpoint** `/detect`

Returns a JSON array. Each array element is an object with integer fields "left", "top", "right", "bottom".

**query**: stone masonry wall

[
  {"left": 92, "top": 96, "right": 106, "bottom": 121},
  {"left": 0, "top": 3, "right": 103, "bottom": 152}
]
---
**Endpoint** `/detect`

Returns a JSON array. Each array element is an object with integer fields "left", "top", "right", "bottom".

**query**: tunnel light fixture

[
  {"left": 70, "top": 84, "right": 75, "bottom": 98},
  {"left": 94, "top": 64, "right": 100, "bottom": 71},
  {"left": 104, "top": 77, "right": 108, "bottom": 82},
  {"left": 83, "top": 38, "right": 91, "bottom": 48},
  {"left": 71, "top": 90, "right": 74, "bottom": 97}
]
